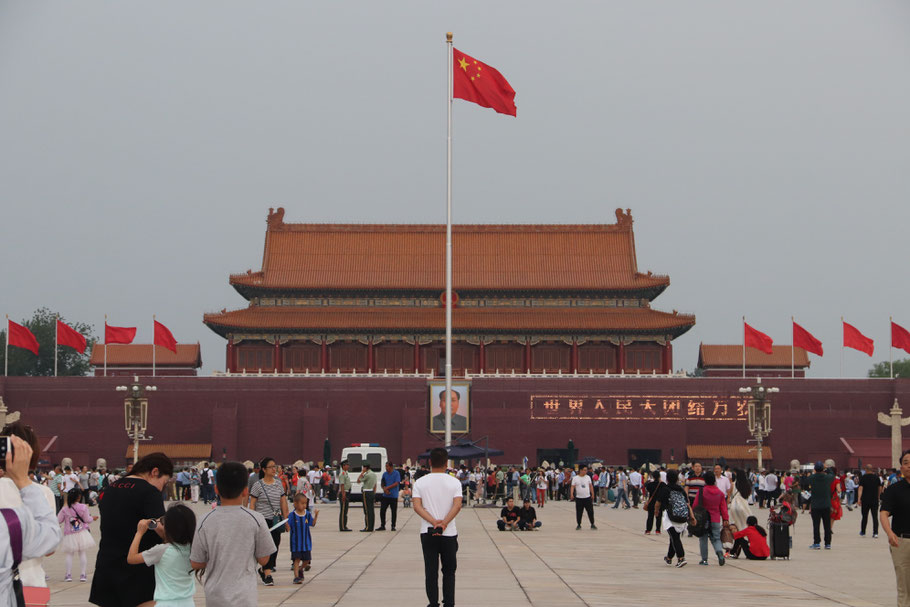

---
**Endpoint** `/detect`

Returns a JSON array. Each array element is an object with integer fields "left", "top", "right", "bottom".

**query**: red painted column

[
  {"left": 226, "top": 340, "right": 234, "bottom": 373},
  {"left": 571, "top": 339, "right": 578, "bottom": 373},
  {"left": 274, "top": 340, "right": 281, "bottom": 373},
  {"left": 664, "top": 341, "right": 673, "bottom": 374},
  {"left": 479, "top": 341, "right": 486, "bottom": 373},
  {"left": 321, "top": 339, "right": 328, "bottom": 372},
  {"left": 525, "top": 341, "right": 532, "bottom": 373},
  {"left": 367, "top": 338, "right": 374, "bottom": 372},
  {"left": 618, "top": 341, "right": 626, "bottom": 373},
  {"left": 414, "top": 341, "right": 421, "bottom": 373}
]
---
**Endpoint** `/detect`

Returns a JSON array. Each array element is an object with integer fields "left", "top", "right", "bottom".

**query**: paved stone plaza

[{"left": 44, "top": 499, "right": 895, "bottom": 606}]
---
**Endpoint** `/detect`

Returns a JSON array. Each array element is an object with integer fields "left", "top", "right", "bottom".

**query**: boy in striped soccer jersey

[{"left": 287, "top": 493, "right": 319, "bottom": 583}]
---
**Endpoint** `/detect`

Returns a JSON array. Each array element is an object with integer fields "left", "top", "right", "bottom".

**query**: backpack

[{"left": 667, "top": 489, "right": 690, "bottom": 523}]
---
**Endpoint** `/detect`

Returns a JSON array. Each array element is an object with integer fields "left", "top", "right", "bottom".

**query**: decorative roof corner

[
  {"left": 267, "top": 207, "right": 286, "bottom": 231},
  {"left": 615, "top": 208, "right": 633, "bottom": 230}
]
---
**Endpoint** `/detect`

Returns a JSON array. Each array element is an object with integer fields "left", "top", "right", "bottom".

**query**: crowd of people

[{"left": 3, "top": 431, "right": 910, "bottom": 607}]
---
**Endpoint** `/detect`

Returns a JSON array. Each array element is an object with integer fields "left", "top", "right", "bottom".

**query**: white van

[{"left": 340, "top": 443, "right": 388, "bottom": 502}]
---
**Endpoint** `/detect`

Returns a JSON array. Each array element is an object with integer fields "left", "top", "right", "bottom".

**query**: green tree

[
  {"left": 0, "top": 308, "right": 96, "bottom": 376},
  {"left": 869, "top": 358, "right": 910, "bottom": 378}
]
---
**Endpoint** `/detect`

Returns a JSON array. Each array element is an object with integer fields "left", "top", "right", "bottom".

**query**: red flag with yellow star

[{"left": 453, "top": 48, "right": 516, "bottom": 117}]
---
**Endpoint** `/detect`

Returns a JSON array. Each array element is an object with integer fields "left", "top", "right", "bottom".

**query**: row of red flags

[
  {"left": 744, "top": 320, "right": 910, "bottom": 357},
  {"left": 5, "top": 319, "right": 178, "bottom": 356}
]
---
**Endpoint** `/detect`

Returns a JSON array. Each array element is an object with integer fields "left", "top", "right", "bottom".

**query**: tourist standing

[
  {"left": 190, "top": 461, "right": 277, "bottom": 607},
  {"left": 881, "top": 451, "right": 910, "bottom": 606},
  {"left": 58, "top": 489, "right": 97, "bottom": 582},
  {"left": 859, "top": 464, "right": 883, "bottom": 537},
  {"left": 413, "top": 447, "right": 463, "bottom": 607},
  {"left": 728, "top": 469, "right": 754, "bottom": 532},
  {"left": 765, "top": 470, "right": 780, "bottom": 508},
  {"left": 657, "top": 469, "right": 692, "bottom": 568},
  {"left": 693, "top": 472, "right": 729, "bottom": 566},
  {"left": 644, "top": 472, "right": 663, "bottom": 534},
  {"left": 629, "top": 468, "right": 643, "bottom": 508},
  {"left": 358, "top": 464, "right": 377, "bottom": 532},
  {"left": 807, "top": 461, "right": 835, "bottom": 550},
  {"left": 89, "top": 452, "right": 173, "bottom": 607},
  {"left": 379, "top": 462, "right": 400, "bottom": 531},
  {"left": 714, "top": 464, "right": 732, "bottom": 501},
  {"left": 249, "top": 457, "right": 288, "bottom": 586},
  {"left": 612, "top": 468, "right": 630, "bottom": 509},
  {"left": 535, "top": 469, "right": 548, "bottom": 508},
  {"left": 338, "top": 460, "right": 352, "bottom": 531},
  {"left": 570, "top": 464, "right": 597, "bottom": 530}
]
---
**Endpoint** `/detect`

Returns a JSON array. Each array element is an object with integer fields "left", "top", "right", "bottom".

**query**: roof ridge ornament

[
  {"left": 615, "top": 208, "right": 633, "bottom": 229},
  {"left": 267, "top": 207, "right": 286, "bottom": 230}
]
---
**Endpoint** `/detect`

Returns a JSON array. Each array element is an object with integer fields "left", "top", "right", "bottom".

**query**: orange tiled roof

[
  {"left": 90, "top": 344, "right": 202, "bottom": 367},
  {"left": 687, "top": 444, "right": 774, "bottom": 461},
  {"left": 203, "top": 306, "right": 695, "bottom": 336},
  {"left": 125, "top": 443, "right": 212, "bottom": 460},
  {"left": 229, "top": 207, "right": 670, "bottom": 293},
  {"left": 698, "top": 344, "right": 809, "bottom": 369}
]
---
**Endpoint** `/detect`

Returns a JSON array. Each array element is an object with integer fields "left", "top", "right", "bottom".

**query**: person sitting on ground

[
  {"left": 518, "top": 499, "right": 542, "bottom": 530},
  {"left": 497, "top": 497, "right": 520, "bottom": 531},
  {"left": 730, "top": 515, "right": 769, "bottom": 560},
  {"left": 190, "top": 461, "right": 277, "bottom": 607}
]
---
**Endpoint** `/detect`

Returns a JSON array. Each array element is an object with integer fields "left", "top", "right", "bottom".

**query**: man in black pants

[
  {"left": 858, "top": 463, "right": 882, "bottom": 537},
  {"left": 807, "top": 461, "right": 834, "bottom": 549},
  {"left": 570, "top": 464, "right": 597, "bottom": 530},
  {"left": 378, "top": 461, "right": 400, "bottom": 531},
  {"left": 413, "top": 447, "right": 463, "bottom": 607}
]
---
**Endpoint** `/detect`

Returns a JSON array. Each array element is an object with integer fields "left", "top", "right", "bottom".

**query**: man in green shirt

[
  {"left": 338, "top": 461, "right": 353, "bottom": 531},
  {"left": 358, "top": 464, "right": 377, "bottom": 532},
  {"left": 807, "top": 461, "right": 835, "bottom": 549}
]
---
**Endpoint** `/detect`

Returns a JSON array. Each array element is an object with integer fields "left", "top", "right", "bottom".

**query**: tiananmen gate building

[{"left": 202, "top": 207, "right": 695, "bottom": 376}]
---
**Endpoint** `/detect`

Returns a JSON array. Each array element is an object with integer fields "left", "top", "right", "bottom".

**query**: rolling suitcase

[{"left": 769, "top": 522, "right": 790, "bottom": 560}]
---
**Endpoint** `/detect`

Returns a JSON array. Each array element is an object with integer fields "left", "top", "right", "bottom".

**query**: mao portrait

[{"left": 428, "top": 382, "right": 470, "bottom": 434}]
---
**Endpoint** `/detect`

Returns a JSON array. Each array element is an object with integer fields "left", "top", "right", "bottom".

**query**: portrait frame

[{"left": 428, "top": 380, "right": 471, "bottom": 434}]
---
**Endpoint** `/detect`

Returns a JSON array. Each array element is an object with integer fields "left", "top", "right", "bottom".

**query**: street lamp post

[
  {"left": 738, "top": 378, "right": 779, "bottom": 471},
  {"left": 116, "top": 376, "right": 156, "bottom": 464}
]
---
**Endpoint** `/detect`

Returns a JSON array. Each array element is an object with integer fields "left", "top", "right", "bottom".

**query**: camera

[
  {"left": 0, "top": 437, "right": 12, "bottom": 461},
  {"left": 147, "top": 520, "right": 158, "bottom": 530}
]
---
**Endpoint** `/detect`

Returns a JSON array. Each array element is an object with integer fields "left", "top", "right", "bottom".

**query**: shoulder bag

[
  {"left": 1, "top": 509, "right": 52, "bottom": 607},
  {"left": 257, "top": 480, "right": 285, "bottom": 534}
]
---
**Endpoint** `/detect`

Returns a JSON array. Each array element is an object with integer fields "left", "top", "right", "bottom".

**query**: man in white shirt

[
  {"left": 758, "top": 471, "right": 768, "bottom": 508},
  {"left": 413, "top": 448, "right": 463, "bottom": 607},
  {"left": 629, "top": 469, "right": 643, "bottom": 508},
  {"left": 764, "top": 471, "right": 779, "bottom": 508},
  {"left": 61, "top": 467, "right": 81, "bottom": 493},
  {"left": 714, "top": 464, "right": 732, "bottom": 500},
  {"left": 570, "top": 464, "right": 597, "bottom": 530}
]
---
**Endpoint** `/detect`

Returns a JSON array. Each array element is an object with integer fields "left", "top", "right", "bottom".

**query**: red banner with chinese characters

[{"left": 530, "top": 394, "right": 749, "bottom": 421}]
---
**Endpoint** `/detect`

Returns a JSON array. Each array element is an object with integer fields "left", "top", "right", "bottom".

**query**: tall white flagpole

[
  {"left": 54, "top": 314, "right": 58, "bottom": 377},
  {"left": 891, "top": 316, "right": 894, "bottom": 379},
  {"left": 791, "top": 316, "right": 795, "bottom": 379},
  {"left": 104, "top": 314, "right": 108, "bottom": 377},
  {"left": 445, "top": 32, "right": 454, "bottom": 448},
  {"left": 742, "top": 316, "right": 746, "bottom": 379},
  {"left": 152, "top": 315, "right": 157, "bottom": 378},
  {"left": 4, "top": 315, "right": 8, "bottom": 377}
]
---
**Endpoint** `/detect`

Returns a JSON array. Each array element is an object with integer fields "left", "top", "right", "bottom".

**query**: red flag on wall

[
  {"left": 153, "top": 320, "right": 177, "bottom": 353},
  {"left": 793, "top": 321, "right": 823, "bottom": 356},
  {"left": 892, "top": 321, "right": 910, "bottom": 355},
  {"left": 744, "top": 322, "right": 774, "bottom": 354},
  {"left": 843, "top": 321, "right": 874, "bottom": 356},
  {"left": 105, "top": 323, "right": 136, "bottom": 345},
  {"left": 56, "top": 319, "right": 86, "bottom": 353},
  {"left": 453, "top": 48, "right": 517, "bottom": 117},
  {"left": 7, "top": 320, "right": 39, "bottom": 355}
]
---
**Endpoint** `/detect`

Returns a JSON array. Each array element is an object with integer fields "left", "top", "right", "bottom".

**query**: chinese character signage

[{"left": 531, "top": 394, "right": 748, "bottom": 421}]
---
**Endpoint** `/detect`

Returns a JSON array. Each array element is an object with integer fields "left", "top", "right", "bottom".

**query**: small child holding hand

[{"left": 287, "top": 493, "right": 318, "bottom": 583}]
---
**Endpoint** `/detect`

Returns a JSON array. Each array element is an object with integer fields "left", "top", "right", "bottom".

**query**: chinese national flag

[
  {"left": 56, "top": 320, "right": 86, "bottom": 354},
  {"left": 843, "top": 321, "right": 874, "bottom": 356},
  {"left": 793, "top": 321, "right": 823, "bottom": 356},
  {"left": 153, "top": 320, "right": 177, "bottom": 353},
  {"left": 744, "top": 322, "right": 774, "bottom": 354},
  {"left": 7, "top": 320, "right": 39, "bottom": 356},
  {"left": 453, "top": 48, "right": 517, "bottom": 117},
  {"left": 105, "top": 323, "right": 136, "bottom": 345},
  {"left": 892, "top": 321, "right": 910, "bottom": 355}
]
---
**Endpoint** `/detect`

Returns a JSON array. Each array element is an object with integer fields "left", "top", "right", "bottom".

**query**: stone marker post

[{"left": 877, "top": 398, "right": 910, "bottom": 469}]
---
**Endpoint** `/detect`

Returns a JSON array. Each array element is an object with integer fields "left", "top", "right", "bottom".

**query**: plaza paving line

[{"left": 470, "top": 506, "right": 589, "bottom": 606}]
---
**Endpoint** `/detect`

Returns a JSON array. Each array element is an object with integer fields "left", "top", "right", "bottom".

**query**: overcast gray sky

[{"left": 2, "top": 1, "right": 909, "bottom": 377}]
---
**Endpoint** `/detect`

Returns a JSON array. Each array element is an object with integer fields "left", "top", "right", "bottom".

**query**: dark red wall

[{"left": 1, "top": 376, "right": 906, "bottom": 470}]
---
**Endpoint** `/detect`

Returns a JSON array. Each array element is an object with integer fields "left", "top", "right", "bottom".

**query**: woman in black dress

[{"left": 89, "top": 452, "right": 173, "bottom": 607}]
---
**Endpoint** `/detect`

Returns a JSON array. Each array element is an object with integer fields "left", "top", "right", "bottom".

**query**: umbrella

[
  {"left": 418, "top": 440, "right": 504, "bottom": 460},
  {"left": 577, "top": 456, "right": 603, "bottom": 467},
  {"left": 323, "top": 438, "right": 331, "bottom": 466}
]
